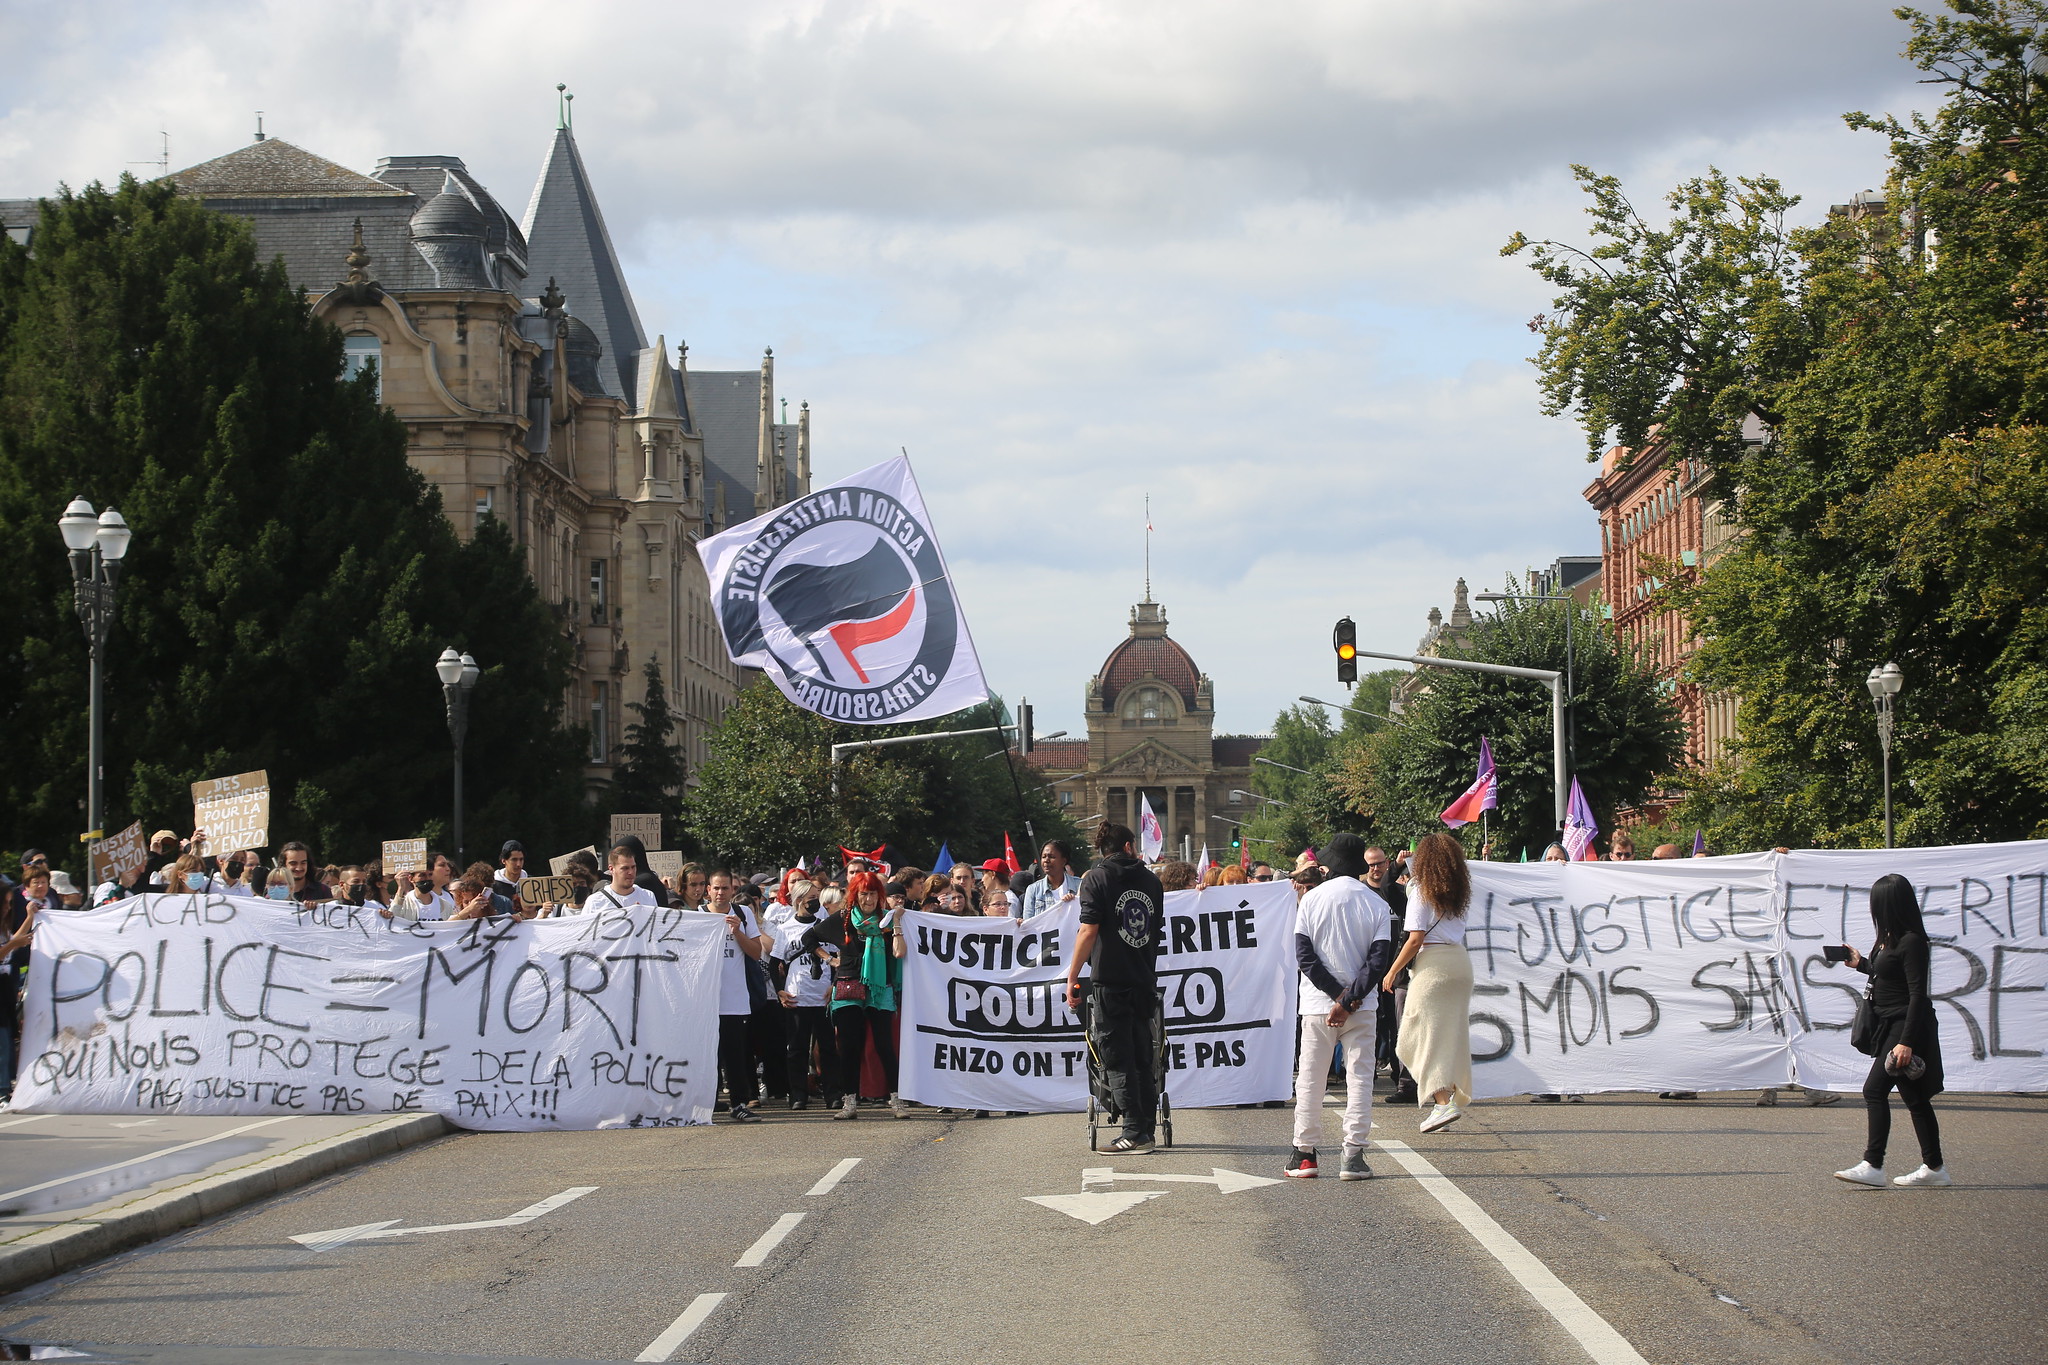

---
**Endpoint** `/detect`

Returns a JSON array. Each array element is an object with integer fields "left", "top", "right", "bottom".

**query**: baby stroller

[{"left": 1077, "top": 981, "right": 1174, "bottom": 1152}]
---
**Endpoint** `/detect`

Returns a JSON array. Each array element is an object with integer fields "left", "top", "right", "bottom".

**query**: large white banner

[
  {"left": 15, "top": 895, "right": 725, "bottom": 1129},
  {"left": 1465, "top": 840, "right": 2048, "bottom": 1096},
  {"left": 699, "top": 456, "right": 990, "bottom": 725},
  {"left": 898, "top": 883, "right": 1298, "bottom": 1111}
]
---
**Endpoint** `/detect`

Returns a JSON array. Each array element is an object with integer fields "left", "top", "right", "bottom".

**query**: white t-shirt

[
  {"left": 586, "top": 884, "right": 660, "bottom": 912},
  {"left": 706, "top": 903, "right": 761, "bottom": 1016},
  {"left": 1294, "top": 874, "right": 1391, "bottom": 1015},
  {"left": 773, "top": 918, "right": 835, "bottom": 1008},
  {"left": 1407, "top": 896, "right": 1467, "bottom": 947}
]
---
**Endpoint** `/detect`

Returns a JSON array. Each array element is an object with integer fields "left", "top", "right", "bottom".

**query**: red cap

[{"left": 979, "top": 858, "right": 1007, "bottom": 872}]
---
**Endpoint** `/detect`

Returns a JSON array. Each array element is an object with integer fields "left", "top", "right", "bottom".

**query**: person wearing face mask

[{"left": 384, "top": 853, "right": 456, "bottom": 921}]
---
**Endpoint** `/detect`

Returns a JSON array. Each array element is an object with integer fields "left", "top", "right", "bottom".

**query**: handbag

[
  {"left": 1849, "top": 982, "right": 1883, "bottom": 1057},
  {"left": 833, "top": 977, "right": 869, "bottom": 1003}
]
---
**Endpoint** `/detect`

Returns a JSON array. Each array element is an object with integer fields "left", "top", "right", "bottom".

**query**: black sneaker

[
  {"left": 1339, "top": 1146, "right": 1373, "bottom": 1181},
  {"left": 788, "top": 1099, "right": 809, "bottom": 1111},
  {"left": 729, "top": 1102, "right": 762, "bottom": 1124},
  {"left": 1109, "top": 1134, "right": 1155, "bottom": 1154},
  {"left": 1530, "top": 1093, "right": 1562, "bottom": 1103},
  {"left": 1285, "top": 1147, "right": 1318, "bottom": 1178}
]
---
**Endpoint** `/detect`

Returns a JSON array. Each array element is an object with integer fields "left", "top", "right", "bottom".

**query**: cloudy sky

[{"left": 2, "top": 0, "right": 1926, "bottom": 736}]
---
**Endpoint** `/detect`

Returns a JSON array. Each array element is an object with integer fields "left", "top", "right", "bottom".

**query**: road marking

[
  {"left": 734, "top": 1211, "right": 806, "bottom": 1267},
  {"left": 1081, "top": 1166, "right": 1282, "bottom": 1194},
  {"left": 0, "top": 1114, "right": 57, "bottom": 1132},
  {"left": 636, "top": 1292, "right": 727, "bottom": 1362},
  {"left": 0, "top": 1116, "right": 295, "bottom": 1205},
  {"left": 110, "top": 1119, "right": 160, "bottom": 1128},
  {"left": 292, "top": 1185, "right": 598, "bottom": 1252},
  {"left": 804, "top": 1157, "right": 861, "bottom": 1196},
  {"left": 1379, "top": 1141, "right": 1648, "bottom": 1365},
  {"left": 1024, "top": 1191, "right": 1162, "bottom": 1224}
]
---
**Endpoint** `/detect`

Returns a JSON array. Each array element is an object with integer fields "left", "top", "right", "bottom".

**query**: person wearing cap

[
  {"left": 47, "top": 870, "right": 84, "bottom": 908},
  {"left": 979, "top": 860, "right": 1016, "bottom": 916},
  {"left": 1287, "top": 833, "right": 1393, "bottom": 1180},
  {"left": 144, "top": 831, "right": 181, "bottom": 888}
]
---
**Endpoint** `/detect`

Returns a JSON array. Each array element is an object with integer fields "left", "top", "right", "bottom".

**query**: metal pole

[
  {"left": 88, "top": 629, "right": 104, "bottom": 838},
  {"left": 1878, "top": 703, "right": 1894, "bottom": 849},
  {"left": 446, "top": 685, "right": 469, "bottom": 864},
  {"left": 1550, "top": 677, "right": 1567, "bottom": 832}
]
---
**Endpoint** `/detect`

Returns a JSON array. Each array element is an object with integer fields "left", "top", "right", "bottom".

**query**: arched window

[{"left": 344, "top": 334, "right": 382, "bottom": 401}]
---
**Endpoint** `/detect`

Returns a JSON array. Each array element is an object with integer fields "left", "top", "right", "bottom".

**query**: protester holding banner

[
  {"left": 1020, "top": 841, "right": 1082, "bottom": 920},
  {"left": 1066, "top": 822, "right": 1166, "bottom": 1155},
  {"left": 831, "top": 871, "right": 907, "bottom": 1120},
  {"left": 1287, "top": 833, "right": 1394, "bottom": 1180},
  {"left": 773, "top": 881, "right": 840, "bottom": 1110},
  {"left": 1834, "top": 876, "right": 1951, "bottom": 1189},
  {"left": 699, "top": 870, "right": 768, "bottom": 1122},
  {"left": 1386, "top": 832, "right": 1474, "bottom": 1133}
]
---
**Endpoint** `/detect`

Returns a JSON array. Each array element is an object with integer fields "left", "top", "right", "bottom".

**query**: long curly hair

[{"left": 1409, "top": 832, "right": 1471, "bottom": 920}]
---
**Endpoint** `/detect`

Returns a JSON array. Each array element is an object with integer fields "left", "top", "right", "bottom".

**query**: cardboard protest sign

[
  {"left": 646, "top": 851, "right": 684, "bottom": 878},
  {"left": 898, "top": 882, "right": 1299, "bottom": 1112},
  {"left": 191, "top": 770, "right": 269, "bottom": 852},
  {"left": 609, "top": 814, "right": 662, "bottom": 848},
  {"left": 14, "top": 894, "right": 725, "bottom": 1129},
  {"left": 549, "top": 846, "right": 597, "bottom": 876},
  {"left": 518, "top": 875, "right": 578, "bottom": 906},
  {"left": 381, "top": 839, "right": 427, "bottom": 873},
  {"left": 89, "top": 821, "right": 148, "bottom": 887}
]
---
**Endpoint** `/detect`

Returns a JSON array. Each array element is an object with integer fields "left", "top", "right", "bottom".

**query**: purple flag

[{"left": 1562, "top": 777, "right": 1599, "bottom": 861}]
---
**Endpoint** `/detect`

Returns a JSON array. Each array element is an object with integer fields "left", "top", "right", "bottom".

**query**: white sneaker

[
  {"left": 1833, "top": 1160, "right": 1886, "bottom": 1187},
  {"left": 1893, "top": 1164, "right": 1952, "bottom": 1187},
  {"left": 887, "top": 1093, "right": 911, "bottom": 1118},
  {"left": 1418, "top": 1102, "right": 1463, "bottom": 1134}
]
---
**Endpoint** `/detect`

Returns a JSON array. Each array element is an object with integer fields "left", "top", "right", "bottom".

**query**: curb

[{"left": 0, "top": 1113, "right": 452, "bottom": 1295}]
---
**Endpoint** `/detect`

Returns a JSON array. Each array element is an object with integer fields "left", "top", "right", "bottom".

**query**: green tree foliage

[
  {"left": 1505, "top": 2, "right": 2048, "bottom": 847},
  {"left": 0, "top": 177, "right": 584, "bottom": 863},
  {"left": 607, "top": 660, "right": 689, "bottom": 850},
  {"left": 684, "top": 681, "right": 1080, "bottom": 870}
]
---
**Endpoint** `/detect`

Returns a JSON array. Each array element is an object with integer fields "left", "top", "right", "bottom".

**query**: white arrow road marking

[
  {"left": 1024, "top": 1192, "right": 1163, "bottom": 1225},
  {"left": 1082, "top": 1166, "right": 1282, "bottom": 1194},
  {"left": 291, "top": 1186, "right": 598, "bottom": 1251}
]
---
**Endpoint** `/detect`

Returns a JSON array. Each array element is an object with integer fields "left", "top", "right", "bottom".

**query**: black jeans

[
  {"left": 1862, "top": 1053, "right": 1942, "bottom": 1170},
  {"left": 719, "top": 1014, "right": 758, "bottom": 1107},
  {"left": 786, "top": 1005, "right": 839, "bottom": 1103},
  {"left": 750, "top": 1000, "right": 789, "bottom": 1098},
  {"left": 1094, "top": 985, "right": 1157, "bottom": 1141},
  {"left": 834, "top": 1005, "right": 898, "bottom": 1099}
]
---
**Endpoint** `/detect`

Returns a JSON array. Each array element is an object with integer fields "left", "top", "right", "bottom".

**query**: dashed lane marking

[
  {"left": 733, "top": 1212, "right": 807, "bottom": 1267},
  {"left": 804, "top": 1157, "right": 860, "bottom": 1196},
  {"left": 635, "top": 1292, "right": 727, "bottom": 1363}
]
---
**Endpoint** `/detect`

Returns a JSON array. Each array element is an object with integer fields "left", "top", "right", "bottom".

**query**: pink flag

[
  {"left": 1138, "top": 794, "right": 1165, "bottom": 861},
  {"left": 1195, "top": 845, "right": 1211, "bottom": 879},
  {"left": 1562, "top": 777, "right": 1599, "bottom": 861},
  {"left": 1440, "top": 736, "right": 1499, "bottom": 828}
]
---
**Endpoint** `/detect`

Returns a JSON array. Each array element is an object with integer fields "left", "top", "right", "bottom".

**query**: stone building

[
  {"left": 1028, "top": 598, "right": 1264, "bottom": 858},
  {"left": 145, "top": 119, "right": 814, "bottom": 787}
]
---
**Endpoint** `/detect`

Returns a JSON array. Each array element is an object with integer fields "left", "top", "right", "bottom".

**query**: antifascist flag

[
  {"left": 1440, "top": 736, "right": 1499, "bottom": 828},
  {"left": 1562, "top": 777, "right": 1599, "bottom": 861},
  {"left": 699, "top": 456, "right": 990, "bottom": 724}
]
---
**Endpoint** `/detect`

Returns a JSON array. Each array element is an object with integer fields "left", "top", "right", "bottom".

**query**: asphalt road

[{"left": 1, "top": 1087, "right": 2042, "bottom": 1365}]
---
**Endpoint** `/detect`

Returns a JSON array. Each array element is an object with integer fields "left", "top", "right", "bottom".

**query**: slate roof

[
  {"left": 1098, "top": 633, "right": 1203, "bottom": 710},
  {"left": 0, "top": 199, "right": 37, "bottom": 248},
  {"left": 522, "top": 128, "right": 645, "bottom": 403},
  {"left": 1210, "top": 736, "right": 1268, "bottom": 769},
  {"left": 170, "top": 139, "right": 408, "bottom": 200},
  {"left": 683, "top": 369, "right": 766, "bottom": 530}
]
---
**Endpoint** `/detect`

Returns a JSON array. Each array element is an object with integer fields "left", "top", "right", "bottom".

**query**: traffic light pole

[{"left": 1353, "top": 649, "right": 1567, "bottom": 832}]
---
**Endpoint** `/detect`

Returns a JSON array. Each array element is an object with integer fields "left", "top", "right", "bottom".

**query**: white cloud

[{"left": 1, "top": 0, "right": 1929, "bottom": 735}]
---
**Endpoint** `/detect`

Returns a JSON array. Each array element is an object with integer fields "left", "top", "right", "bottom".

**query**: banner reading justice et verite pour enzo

[
  {"left": 1465, "top": 840, "right": 2048, "bottom": 1097},
  {"left": 698, "top": 456, "right": 990, "bottom": 725},
  {"left": 899, "top": 882, "right": 1300, "bottom": 1112},
  {"left": 15, "top": 895, "right": 725, "bottom": 1129}
]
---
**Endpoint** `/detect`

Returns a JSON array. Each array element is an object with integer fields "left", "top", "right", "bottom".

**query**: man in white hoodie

[{"left": 1287, "top": 833, "right": 1393, "bottom": 1181}]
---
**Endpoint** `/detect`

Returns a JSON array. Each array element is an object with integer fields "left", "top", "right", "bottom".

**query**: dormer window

[{"left": 344, "top": 334, "right": 382, "bottom": 401}]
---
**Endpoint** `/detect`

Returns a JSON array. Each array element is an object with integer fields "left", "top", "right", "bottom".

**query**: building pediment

[{"left": 1101, "top": 738, "right": 1206, "bottom": 777}]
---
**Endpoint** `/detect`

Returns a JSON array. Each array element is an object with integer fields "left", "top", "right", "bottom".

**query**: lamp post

[
  {"left": 1474, "top": 590, "right": 1576, "bottom": 774},
  {"left": 437, "top": 647, "right": 480, "bottom": 863},
  {"left": 58, "top": 498, "right": 133, "bottom": 839},
  {"left": 1866, "top": 662, "right": 1904, "bottom": 848}
]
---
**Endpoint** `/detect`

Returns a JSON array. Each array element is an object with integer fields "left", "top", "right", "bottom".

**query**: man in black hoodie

[{"left": 1066, "top": 822, "right": 1165, "bottom": 1154}]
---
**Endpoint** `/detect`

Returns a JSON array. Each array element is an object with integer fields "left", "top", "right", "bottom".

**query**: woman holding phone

[{"left": 1832, "top": 875, "right": 1949, "bottom": 1188}]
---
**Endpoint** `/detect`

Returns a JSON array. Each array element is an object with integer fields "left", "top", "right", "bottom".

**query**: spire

[
  {"left": 1143, "top": 494, "right": 1153, "bottom": 603},
  {"left": 1450, "top": 577, "right": 1472, "bottom": 629},
  {"left": 797, "top": 401, "right": 811, "bottom": 493},
  {"left": 755, "top": 347, "right": 775, "bottom": 513},
  {"left": 521, "top": 120, "right": 647, "bottom": 404},
  {"left": 333, "top": 217, "right": 382, "bottom": 305}
]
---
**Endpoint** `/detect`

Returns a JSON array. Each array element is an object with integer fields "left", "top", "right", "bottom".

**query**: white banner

[
  {"left": 14, "top": 895, "right": 725, "bottom": 1130},
  {"left": 699, "top": 456, "right": 990, "bottom": 725},
  {"left": 1465, "top": 840, "right": 2048, "bottom": 1096},
  {"left": 898, "top": 883, "right": 1298, "bottom": 1111}
]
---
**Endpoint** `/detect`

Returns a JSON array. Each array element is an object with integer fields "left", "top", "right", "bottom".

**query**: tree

[
  {"left": 1505, "top": 2, "right": 2048, "bottom": 848},
  {"left": 0, "top": 176, "right": 585, "bottom": 863},
  {"left": 608, "top": 660, "right": 689, "bottom": 850}
]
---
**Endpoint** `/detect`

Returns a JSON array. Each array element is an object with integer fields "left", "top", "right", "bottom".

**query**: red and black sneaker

[{"left": 1285, "top": 1147, "right": 1318, "bottom": 1178}]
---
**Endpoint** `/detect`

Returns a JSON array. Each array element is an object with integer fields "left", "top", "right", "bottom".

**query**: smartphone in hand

[{"left": 1822, "top": 944, "right": 1853, "bottom": 963}]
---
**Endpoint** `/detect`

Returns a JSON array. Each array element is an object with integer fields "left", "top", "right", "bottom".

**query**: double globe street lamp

[
  {"left": 436, "top": 647, "right": 480, "bottom": 863},
  {"left": 58, "top": 497, "right": 133, "bottom": 839},
  {"left": 1867, "top": 661, "right": 1904, "bottom": 849}
]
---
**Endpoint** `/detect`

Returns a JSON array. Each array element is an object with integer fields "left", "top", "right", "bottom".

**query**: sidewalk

[{"left": 0, "top": 1109, "right": 450, "bottom": 1292}]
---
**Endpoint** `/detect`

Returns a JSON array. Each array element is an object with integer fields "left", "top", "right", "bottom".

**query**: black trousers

[
  {"left": 750, "top": 1000, "right": 789, "bottom": 1098},
  {"left": 786, "top": 1005, "right": 839, "bottom": 1103},
  {"left": 718, "top": 1013, "right": 757, "bottom": 1107},
  {"left": 1094, "top": 985, "right": 1157, "bottom": 1141},
  {"left": 834, "top": 1005, "right": 898, "bottom": 1098},
  {"left": 1862, "top": 1053, "right": 1942, "bottom": 1170}
]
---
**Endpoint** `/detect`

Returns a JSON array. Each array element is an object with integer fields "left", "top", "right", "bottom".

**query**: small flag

[
  {"left": 1195, "top": 845, "right": 1211, "bottom": 879},
  {"left": 1440, "top": 736, "right": 1499, "bottom": 828},
  {"left": 1003, "top": 832, "right": 1021, "bottom": 875},
  {"left": 932, "top": 841, "right": 954, "bottom": 875},
  {"left": 1520, "top": 847, "right": 1528, "bottom": 863},
  {"left": 1692, "top": 828, "right": 1706, "bottom": 857},
  {"left": 1562, "top": 778, "right": 1599, "bottom": 861},
  {"left": 1138, "top": 794, "right": 1165, "bottom": 861},
  {"left": 1239, "top": 842, "right": 1250, "bottom": 871},
  {"left": 797, "top": 855, "right": 807, "bottom": 872}
]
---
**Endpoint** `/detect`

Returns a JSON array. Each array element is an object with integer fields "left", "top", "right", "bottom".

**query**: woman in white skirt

[{"left": 1385, "top": 832, "right": 1473, "bottom": 1133}]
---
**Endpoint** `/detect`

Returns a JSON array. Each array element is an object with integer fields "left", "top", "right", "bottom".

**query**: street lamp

[
  {"left": 1298, "top": 695, "right": 1463, "bottom": 753},
  {"left": 1232, "top": 789, "right": 1289, "bottom": 807},
  {"left": 437, "top": 647, "right": 480, "bottom": 862},
  {"left": 59, "top": 498, "right": 133, "bottom": 839},
  {"left": 1474, "top": 590, "right": 1576, "bottom": 774},
  {"left": 1866, "top": 662, "right": 1904, "bottom": 848},
  {"left": 1255, "top": 755, "right": 1313, "bottom": 777}
]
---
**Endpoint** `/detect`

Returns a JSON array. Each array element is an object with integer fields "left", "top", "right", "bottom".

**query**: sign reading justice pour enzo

[
  {"left": 898, "top": 882, "right": 1300, "bottom": 1112},
  {"left": 698, "top": 456, "right": 991, "bottom": 725}
]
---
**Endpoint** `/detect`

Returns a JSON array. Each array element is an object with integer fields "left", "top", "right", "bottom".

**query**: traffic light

[
  {"left": 1231, "top": 831, "right": 1241, "bottom": 850},
  {"left": 1018, "top": 701, "right": 1035, "bottom": 755},
  {"left": 1334, "top": 616, "right": 1358, "bottom": 684}
]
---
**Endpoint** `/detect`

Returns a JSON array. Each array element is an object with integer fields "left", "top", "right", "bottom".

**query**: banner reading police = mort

[
  {"left": 698, "top": 456, "right": 990, "bottom": 725},
  {"left": 898, "top": 882, "right": 1298, "bottom": 1112},
  {"left": 14, "top": 895, "right": 725, "bottom": 1130}
]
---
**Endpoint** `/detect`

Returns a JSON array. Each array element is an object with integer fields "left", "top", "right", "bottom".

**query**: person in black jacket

[
  {"left": 1833, "top": 874, "right": 1950, "bottom": 1189},
  {"left": 1065, "top": 822, "right": 1165, "bottom": 1154}
]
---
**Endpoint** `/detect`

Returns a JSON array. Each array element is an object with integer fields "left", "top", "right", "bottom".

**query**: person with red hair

[{"left": 831, "top": 871, "right": 907, "bottom": 1119}]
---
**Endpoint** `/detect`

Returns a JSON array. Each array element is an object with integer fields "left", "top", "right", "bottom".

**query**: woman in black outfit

[{"left": 1833, "top": 875, "right": 1950, "bottom": 1188}]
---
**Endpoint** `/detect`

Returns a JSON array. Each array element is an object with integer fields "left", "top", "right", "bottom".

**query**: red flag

[
  {"left": 1239, "top": 843, "right": 1250, "bottom": 871},
  {"left": 1003, "top": 832, "right": 1021, "bottom": 875}
]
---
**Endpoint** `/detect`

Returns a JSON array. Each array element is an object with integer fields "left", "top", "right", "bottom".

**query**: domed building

[{"left": 1031, "top": 598, "right": 1266, "bottom": 858}]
